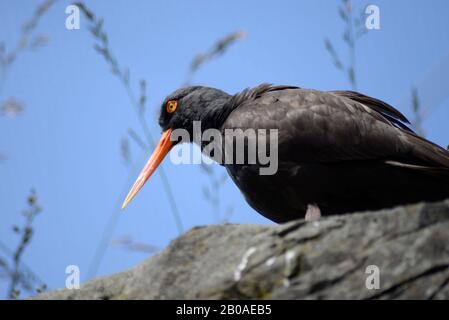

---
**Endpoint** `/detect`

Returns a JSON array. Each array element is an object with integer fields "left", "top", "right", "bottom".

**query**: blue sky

[{"left": 1, "top": 0, "right": 449, "bottom": 297}]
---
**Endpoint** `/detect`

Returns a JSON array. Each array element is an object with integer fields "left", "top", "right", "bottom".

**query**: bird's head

[{"left": 122, "top": 86, "right": 230, "bottom": 209}]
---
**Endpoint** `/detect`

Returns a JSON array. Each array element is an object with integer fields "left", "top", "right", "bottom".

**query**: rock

[{"left": 34, "top": 200, "right": 449, "bottom": 299}]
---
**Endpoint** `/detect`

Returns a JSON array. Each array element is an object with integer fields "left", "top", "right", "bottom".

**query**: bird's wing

[
  {"left": 330, "top": 90, "right": 413, "bottom": 132},
  {"left": 223, "top": 86, "right": 449, "bottom": 168}
]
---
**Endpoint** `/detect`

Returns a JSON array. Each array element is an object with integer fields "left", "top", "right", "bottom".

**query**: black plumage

[{"left": 125, "top": 84, "right": 449, "bottom": 223}]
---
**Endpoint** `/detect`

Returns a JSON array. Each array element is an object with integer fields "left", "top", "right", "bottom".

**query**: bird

[{"left": 121, "top": 84, "right": 449, "bottom": 223}]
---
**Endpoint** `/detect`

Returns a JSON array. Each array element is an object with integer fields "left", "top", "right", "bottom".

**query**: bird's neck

[{"left": 199, "top": 90, "right": 233, "bottom": 130}]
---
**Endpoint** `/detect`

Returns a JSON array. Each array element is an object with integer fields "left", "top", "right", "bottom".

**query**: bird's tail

[{"left": 406, "top": 133, "right": 449, "bottom": 169}]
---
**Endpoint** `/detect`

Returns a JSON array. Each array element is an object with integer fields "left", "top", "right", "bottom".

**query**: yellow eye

[{"left": 166, "top": 100, "right": 177, "bottom": 113}]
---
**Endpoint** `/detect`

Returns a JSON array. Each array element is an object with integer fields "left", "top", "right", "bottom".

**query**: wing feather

[{"left": 223, "top": 85, "right": 449, "bottom": 169}]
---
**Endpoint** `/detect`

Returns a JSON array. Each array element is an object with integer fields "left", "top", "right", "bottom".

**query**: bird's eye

[{"left": 166, "top": 100, "right": 177, "bottom": 113}]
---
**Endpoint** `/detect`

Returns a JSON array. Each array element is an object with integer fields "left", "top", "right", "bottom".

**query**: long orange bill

[{"left": 121, "top": 129, "right": 173, "bottom": 209}]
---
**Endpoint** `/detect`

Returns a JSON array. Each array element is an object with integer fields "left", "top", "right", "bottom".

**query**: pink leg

[{"left": 305, "top": 203, "right": 321, "bottom": 221}]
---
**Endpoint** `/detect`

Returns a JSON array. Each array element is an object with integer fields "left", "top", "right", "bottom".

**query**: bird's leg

[{"left": 305, "top": 203, "right": 321, "bottom": 221}]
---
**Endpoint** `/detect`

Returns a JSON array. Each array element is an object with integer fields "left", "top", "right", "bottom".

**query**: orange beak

[{"left": 121, "top": 129, "right": 174, "bottom": 209}]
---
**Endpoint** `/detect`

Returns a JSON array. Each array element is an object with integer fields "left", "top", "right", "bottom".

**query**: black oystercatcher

[{"left": 122, "top": 84, "right": 449, "bottom": 223}]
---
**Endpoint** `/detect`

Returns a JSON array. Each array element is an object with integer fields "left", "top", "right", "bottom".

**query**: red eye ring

[{"left": 166, "top": 100, "right": 177, "bottom": 113}]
